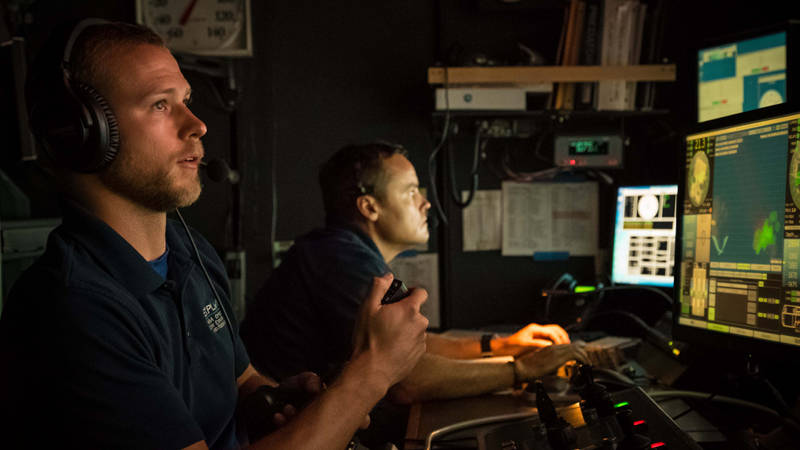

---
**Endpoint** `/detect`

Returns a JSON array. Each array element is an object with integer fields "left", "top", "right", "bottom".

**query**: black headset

[{"left": 32, "top": 18, "right": 120, "bottom": 173}]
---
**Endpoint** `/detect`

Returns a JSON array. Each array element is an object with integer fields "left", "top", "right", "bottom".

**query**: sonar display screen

[{"left": 679, "top": 112, "right": 800, "bottom": 347}]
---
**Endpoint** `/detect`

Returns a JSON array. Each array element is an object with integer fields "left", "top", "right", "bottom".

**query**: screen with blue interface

[
  {"left": 698, "top": 32, "right": 786, "bottom": 123},
  {"left": 612, "top": 185, "right": 677, "bottom": 287},
  {"left": 678, "top": 112, "right": 800, "bottom": 347}
]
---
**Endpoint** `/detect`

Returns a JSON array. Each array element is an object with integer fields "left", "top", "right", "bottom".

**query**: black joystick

[
  {"left": 575, "top": 363, "right": 625, "bottom": 443},
  {"left": 241, "top": 384, "right": 315, "bottom": 441},
  {"left": 576, "top": 364, "right": 616, "bottom": 419},
  {"left": 616, "top": 406, "right": 652, "bottom": 450},
  {"left": 381, "top": 278, "right": 411, "bottom": 304},
  {"left": 535, "top": 380, "right": 577, "bottom": 450}
]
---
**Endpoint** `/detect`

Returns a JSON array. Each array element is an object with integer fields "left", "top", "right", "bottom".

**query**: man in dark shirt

[
  {"left": 0, "top": 19, "right": 428, "bottom": 449},
  {"left": 241, "top": 142, "right": 588, "bottom": 405}
]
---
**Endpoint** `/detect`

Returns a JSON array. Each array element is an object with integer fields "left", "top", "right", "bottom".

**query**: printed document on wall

[
  {"left": 501, "top": 181, "right": 598, "bottom": 256},
  {"left": 462, "top": 189, "right": 502, "bottom": 251},
  {"left": 389, "top": 252, "right": 440, "bottom": 328}
]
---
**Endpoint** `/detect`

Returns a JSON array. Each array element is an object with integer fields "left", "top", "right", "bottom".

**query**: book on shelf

[
  {"left": 576, "top": 0, "right": 601, "bottom": 110},
  {"left": 638, "top": 0, "right": 667, "bottom": 110},
  {"left": 554, "top": 0, "right": 577, "bottom": 109},
  {"left": 562, "top": 0, "right": 586, "bottom": 109},
  {"left": 596, "top": 0, "right": 647, "bottom": 111},
  {"left": 554, "top": 0, "right": 586, "bottom": 110}
]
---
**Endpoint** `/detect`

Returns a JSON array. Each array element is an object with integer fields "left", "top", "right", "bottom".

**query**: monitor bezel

[
  {"left": 610, "top": 184, "right": 678, "bottom": 288},
  {"left": 692, "top": 20, "right": 800, "bottom": 132},
  {"left": 673, "top": 110, "right": 800, "bottom": 361}
]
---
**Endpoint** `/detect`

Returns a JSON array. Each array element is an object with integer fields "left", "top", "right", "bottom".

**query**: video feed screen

[{"left": 611, "top": 185, "right": 678, "bottom": 287}]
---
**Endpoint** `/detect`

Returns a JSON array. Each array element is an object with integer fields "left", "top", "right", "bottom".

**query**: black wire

[
  {"left": 579, "top": 309, "right": 671, "bottom": 347},
  {"left": 446, "top": 127, "right": 483, "bottom": 208},
  {"left": 573, "top": 285, "right": 672, "bottom": 327},
  {"left": 532, "top": 126, "right": 553, "bottom": 164},
  {"left": 543, "top": 273, "right": 575, "bottom": 321},
  {"left": 175, "top": 209, "right": 237, "bottom": 379},
  {"left": 597, "top": 284, "right": 674, "bottom": 305},
  {"left": 757, "top": 376, "right": 800, "bottom": 429}
]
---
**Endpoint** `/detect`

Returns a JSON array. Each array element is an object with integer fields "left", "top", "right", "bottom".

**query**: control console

[{"left": 425, "top": 364, "right": 701, "bottom": 450}]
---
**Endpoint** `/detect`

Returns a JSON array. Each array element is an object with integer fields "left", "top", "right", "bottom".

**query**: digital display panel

[{"left": 569, "top": 140, "right": 609, "bottom": 156}]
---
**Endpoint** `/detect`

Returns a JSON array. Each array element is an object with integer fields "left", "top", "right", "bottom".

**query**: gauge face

[{"left": 137, "top": 0, "right": 252, "bottom": 57}]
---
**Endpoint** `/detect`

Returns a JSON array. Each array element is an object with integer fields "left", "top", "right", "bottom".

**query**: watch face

[{"left": 137, "top": 0, "right": 252, "bottom": 57}]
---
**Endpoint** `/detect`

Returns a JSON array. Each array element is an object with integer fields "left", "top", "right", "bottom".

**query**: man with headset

[
  {"left": 240, "top": 142, "right": 589, "bottom": 444},
  {"left": 0, "top": 19, "right": 428, "bottom": 449}
]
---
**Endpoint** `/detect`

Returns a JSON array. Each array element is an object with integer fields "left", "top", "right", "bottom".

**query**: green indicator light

[
  {"left": 614, "top": 402, "right": 629, "bottom": 408},
  {"left": 574, "top": 285, "right": 596, "bottom": 293}
]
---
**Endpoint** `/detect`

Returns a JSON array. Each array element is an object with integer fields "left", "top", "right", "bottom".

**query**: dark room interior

[{"left": 3, "top": 0, "right": 800, "bottom": 448}]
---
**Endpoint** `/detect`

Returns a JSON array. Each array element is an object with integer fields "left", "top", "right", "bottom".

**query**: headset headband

[{"left": 62, "top": 18, "right": 110, "bottom": 70}]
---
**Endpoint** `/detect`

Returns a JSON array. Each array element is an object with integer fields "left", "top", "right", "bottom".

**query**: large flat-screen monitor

[
  {"left": 675, "top": 111, "right": 800, "bottom": 357},
  {"left": 696, "top": 21, "right": 799, "bottom": 126},
  {"left": 611, "top": 185, "right": 678, "bottom": 287}
]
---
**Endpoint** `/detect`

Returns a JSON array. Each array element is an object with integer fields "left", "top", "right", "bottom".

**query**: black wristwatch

[{"left": 480, "top": 333, "right": 496, "bottom": 357}]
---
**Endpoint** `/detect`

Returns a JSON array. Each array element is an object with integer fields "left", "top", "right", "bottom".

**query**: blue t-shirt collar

[{"left": 147, "top": 246, "right": 170, "bottom": 279}]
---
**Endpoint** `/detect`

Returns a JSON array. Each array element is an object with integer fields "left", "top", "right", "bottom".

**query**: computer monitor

[
  {"left": 611, "top": 185, "right": 678, "bottom": 287},
  {"left": 696, "top": 21, "right": 799, "bottom": 126},
  {"left": 675, "top": 111, "right": 800, "bottom": 358}
]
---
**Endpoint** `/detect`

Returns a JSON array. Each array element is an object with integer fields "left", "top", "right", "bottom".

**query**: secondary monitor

[
  {"left": 696, "top": 21, "right": 799, "bottom": 125},
  {"left": 676, "top": 111, "right": 800, "bottom": 356},
  {"left": 611, "top": 185, "right": 678, "bottom": 287}
]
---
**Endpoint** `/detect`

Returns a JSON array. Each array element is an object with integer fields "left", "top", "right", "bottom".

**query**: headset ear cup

[{"left": 73, "top": 82, "right": 120, "bottom": 172}]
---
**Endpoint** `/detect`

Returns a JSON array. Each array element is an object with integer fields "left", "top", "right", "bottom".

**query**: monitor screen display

[
  {"left": 697, "top": 31, "right": 786, "bottom": 123},
  {"left": 678, "top": 112, "right": 800, "bottom": 348},
  {"left": 611, "top": 185, "right": 678, "bottom": 287}
]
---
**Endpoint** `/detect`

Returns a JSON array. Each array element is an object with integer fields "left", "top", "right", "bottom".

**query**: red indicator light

[
  {"left": 569, "top": 159, "right": 576, "bottom": 166},
  {"left": 763, "top": 66, "right": 769, "bottom": 72},
  {"left": 722, "top": 99, "right": 728, "bottom": 104},
  {"left": 651, "top": 443, "right": 666, "bottom": 448},
  {"left": 634, "top": 420, "right": 646, "bottom": 426}
]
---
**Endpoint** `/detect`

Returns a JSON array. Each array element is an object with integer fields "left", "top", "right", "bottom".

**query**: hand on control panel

[
  {"left": 494, "top": 323, "right": 572, "bottom": 356},
  {"left": 513, "top": 341, "right": 589, "bottom": 381}
]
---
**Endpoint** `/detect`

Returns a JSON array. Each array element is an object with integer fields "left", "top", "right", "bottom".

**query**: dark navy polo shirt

[
  {"left": 0, "top": 204, "right": 250, "bottom": 449},
  {"left": 240, "top": 224, "right": 389, "bottom": 381}
]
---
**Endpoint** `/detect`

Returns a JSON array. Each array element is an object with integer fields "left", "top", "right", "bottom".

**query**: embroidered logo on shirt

[{"left": 203, "top": 301, "right": 227, "bottom": 333}]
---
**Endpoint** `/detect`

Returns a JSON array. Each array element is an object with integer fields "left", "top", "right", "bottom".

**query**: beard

[{"left": 99, "top": 145, "right": 203, "bottom": 212}]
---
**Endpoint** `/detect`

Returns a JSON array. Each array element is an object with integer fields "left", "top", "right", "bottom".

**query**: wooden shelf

[
  {"left": 431, "top": 109, "right": 670, "bottom": 118},
  {"left": 428, "top": 64, "right": 676, "bottom": 85}
]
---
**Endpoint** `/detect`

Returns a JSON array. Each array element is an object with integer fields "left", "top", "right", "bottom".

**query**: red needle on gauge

[{"left": 179, "top": 0, "right": 199, "bottom": 26}]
